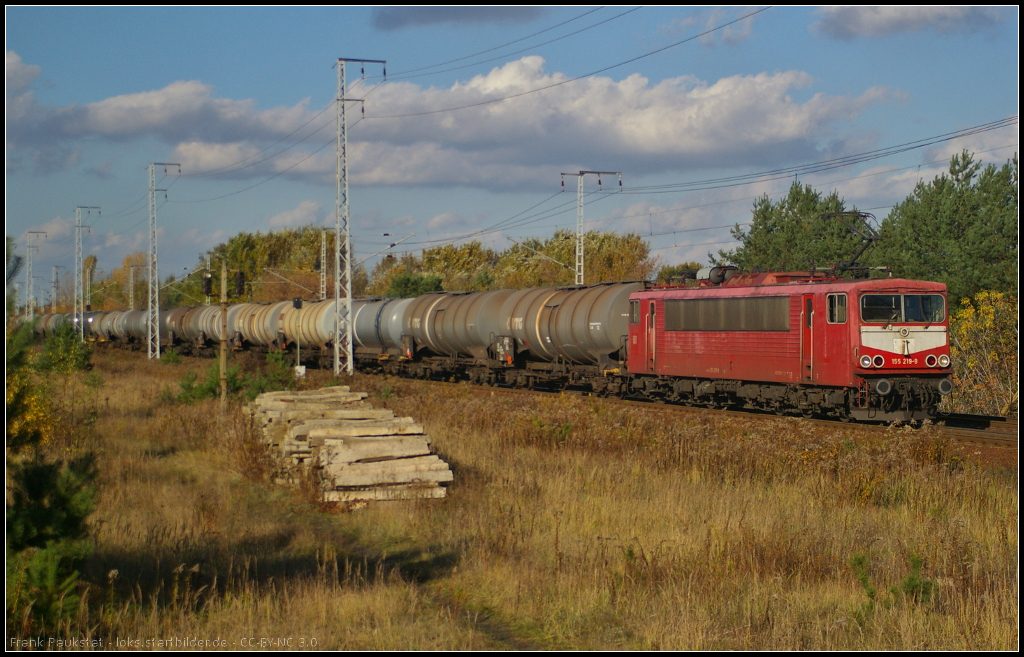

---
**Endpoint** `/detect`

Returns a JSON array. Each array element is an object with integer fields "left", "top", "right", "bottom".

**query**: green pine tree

[
  {"left": 872, "top": 151, "right": 1018, "bottom": 303},
  {"left": 716, "top": 183, "right": 864, "bottom": 272}
]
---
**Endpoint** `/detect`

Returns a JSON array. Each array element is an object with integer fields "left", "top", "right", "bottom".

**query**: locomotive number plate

[{"left": 891, "top": 357, "right": 919, "bottom": 366}]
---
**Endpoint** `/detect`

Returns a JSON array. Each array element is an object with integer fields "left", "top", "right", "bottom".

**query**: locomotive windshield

[{"left": 861, "top": 294, "right": 945, "bottom": 323}]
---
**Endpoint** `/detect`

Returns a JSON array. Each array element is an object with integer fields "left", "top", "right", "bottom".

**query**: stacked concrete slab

[{"left": 247, "top": 386, "right": 452, "bottom": 502}]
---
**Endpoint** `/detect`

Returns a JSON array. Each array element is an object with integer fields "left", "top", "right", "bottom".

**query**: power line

[
  {"left": 391, "top": 7, "right": 606, "bottom": 77},
  {"left": 169, "top": 117, "right": 363, "bottom": 204},
  {"left": 585, "top": 141, "right": 1019, "bottom": 228},
  {"left": 366, "top": 7, "right": 772, "bottom": 120},
  {"left": 385, "top": 7, "right": 643, "bottom": 82},
  {"left": 180, "top": 99, "right": 339, "bottom": 178},
  {"left": 621, "top": 116, "right": 1017, "bottom": 194},
  {"left": 399, "top": 136, "right": 1018, "bottom": 258}
]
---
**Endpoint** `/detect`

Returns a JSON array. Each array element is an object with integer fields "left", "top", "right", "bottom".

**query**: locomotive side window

[
  {"left": 861, "top": 294, "right": 945, "bottom": 323},
  {"left": 663, "top": 297, "right": 789, "bottom": 331},
  {"left": 629, "top": 300, "right": 639, "bottom": 324},
  {"left": 827, "top": 294, "right": 847, "bottom": 324}
]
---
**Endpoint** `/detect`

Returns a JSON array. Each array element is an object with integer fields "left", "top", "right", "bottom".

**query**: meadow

[{"left": 9, "top": 348, "right": 1018, "bottom": 650}]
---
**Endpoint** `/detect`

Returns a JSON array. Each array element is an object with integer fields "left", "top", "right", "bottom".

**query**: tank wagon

[{"left": 31, "top": 268, "right": 953, "bottom": 421}]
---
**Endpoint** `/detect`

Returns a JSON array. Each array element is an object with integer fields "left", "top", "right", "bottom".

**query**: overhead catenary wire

[
  {"left": 180, "top": 99, "right": 339, "bottom": 178},
  {"left": 402, "top": 137, "right": 1018, "bottom": 259},
  {"left": 384, "top": 7, "right": 643, "bottom": 82},
  {"left": 390, "top": 6, "right": 606, "bottom": 77},
  {"left": 620, "top": 116, "right": 1018, "bottom": 195},
  {"left": 365, "top": 6, "right": 772, "bottom": 120},
  {"left": 587, "top": 141, "right": 1020, "bottom": 228},
  {"left": 168, "top": 117, "right": 364, "bottom": 205}
]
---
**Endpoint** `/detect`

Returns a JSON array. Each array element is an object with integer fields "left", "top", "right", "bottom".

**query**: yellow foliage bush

[{"left": 947, "top": 291, "right": 1018, "bottom": 416}]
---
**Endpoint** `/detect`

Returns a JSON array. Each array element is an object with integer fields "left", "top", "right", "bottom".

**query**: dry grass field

[{"left": 12, "top": 348, "right": 1018, "bottom": 650}]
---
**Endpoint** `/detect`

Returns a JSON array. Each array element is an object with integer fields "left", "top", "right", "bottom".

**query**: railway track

[
  {"left": 382, "top": 377, "right": 1018, "bottom": 450},
  {"left": 936, "top": 413, "right": 1018, "bottom": 448}
]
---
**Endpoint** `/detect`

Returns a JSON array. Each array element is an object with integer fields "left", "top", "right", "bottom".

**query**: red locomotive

[{"left": 625, "top": 267, "right": 953, "bottom": 421}]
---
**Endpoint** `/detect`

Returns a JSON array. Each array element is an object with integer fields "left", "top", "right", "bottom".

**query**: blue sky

[{"left": 6, "top": 6, "right": 1018, "bottom": 303}]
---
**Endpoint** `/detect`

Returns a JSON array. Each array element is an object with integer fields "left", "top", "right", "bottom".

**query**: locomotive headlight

[
  {"left": 872, "top": 355, "right": 885, "bottom": 368},
  {"left": 859, "top": 355, "right": 873, "bottom": 368},
  {"left": 938, "top": 354, "right": 950, "bottom": 368},
  {"left": 925, "top": 355, "right": 937, "bottom": 367}
]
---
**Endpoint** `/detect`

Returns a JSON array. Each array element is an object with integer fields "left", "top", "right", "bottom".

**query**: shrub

[
  {"left": 161, "top": 347, "right": 182, "bottom": 365},
  {"left": 948, "top": 291, "right": 1018, "bottom": 416},
  {"left": 36, "top": 323, "right": 92, "bottom": 374},
  {"left": 6, "top": 327, "right": 97, "bottom": 636}
]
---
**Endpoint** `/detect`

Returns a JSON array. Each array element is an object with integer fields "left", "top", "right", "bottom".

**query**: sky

[{"left": 6, "top": 6, "right": 1019, "bottom": 305}]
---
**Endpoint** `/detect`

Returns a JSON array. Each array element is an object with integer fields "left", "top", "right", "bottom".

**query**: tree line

[
  {"left": 718, "top": 151, "right": 1017, "bottom": 304},
  {"left": 15, "top": 150, "right": 1014, "bottom": 310}
]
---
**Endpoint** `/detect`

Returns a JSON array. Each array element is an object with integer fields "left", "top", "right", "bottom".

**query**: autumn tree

[
  {"left": 947, "top": 291, "right": 1018, "bottom": 417},
  {"left": 386, "top": 272, "right": 444, "bottom": 298},
  {"left": 872, "top": 151, "right": 1018, "bottom": 303},
  {"left": 493, "top": 230, "right": 656, "bottom": 289},
  {"left": 160, "top": 226, "right": 367, "bottom": 306},
  {"left": 367, "top": 231, "right": 655, "bottom": 294},
  {"left": 655, "top": 261, "right": 704, "bottom": 285},
  {"left": 421, "top": 242, "right": 500, "bottom": 291}
]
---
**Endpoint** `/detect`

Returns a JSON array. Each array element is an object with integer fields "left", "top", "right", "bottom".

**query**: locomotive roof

[{"left": 635, "top": 275, "right": 947, "bottom": 298}]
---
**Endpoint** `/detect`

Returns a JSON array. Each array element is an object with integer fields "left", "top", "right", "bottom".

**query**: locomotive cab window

[
  {"left": 827, "top": 294, "right": 847, "bottom": 324},
  {"left": 629, "top": 300, "right": 639, "bottom": 324},
  {"left": 903, "top": 295, "right": 945, "bottom": 323},
  {"left": 861, "top": 294, "right": 945, "bottom": 323}
]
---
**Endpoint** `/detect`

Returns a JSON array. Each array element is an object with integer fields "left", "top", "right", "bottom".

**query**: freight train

[{"left": 34, "top": 267, "right": 954, "bottom": 422}]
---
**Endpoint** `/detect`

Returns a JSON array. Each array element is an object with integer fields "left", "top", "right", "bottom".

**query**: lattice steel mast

[
  {"left": 51, "top": 265, "right": 63, "bottom": 313},
  {"left": 334, "top": 57, "right": 385, "bottom": 375},
  {"left": 74, "top": 207, "right": 99, "bottom": 340},
  {"left": 320, "top": 228, "right": 327, "bottom": 300},
  {"left": 560, "top": 171, "right": 622, "bottom": 285},
  {"left": 147, "top": 163, "right": 179, "bottom": 359},
  {"left": 24, "top": 231, "right": 46, "bottom": 321}
]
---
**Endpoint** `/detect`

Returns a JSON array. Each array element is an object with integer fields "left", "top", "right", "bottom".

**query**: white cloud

[
  {"left": 349, "top": 58, "right": 893, "bottom": 187},
  {"left": 426, "top": 212, "right": 469, "bottom": 230},
  {"left": 659, "top": 8, "right": 759, "bottom": 48},
  {"left": 6, "top": 51, "right": 41, "bottom": 93},
  {"left": 8, "top": 53, "right": 894, "bottom": 190},
  {"left": 7, "top": 56, "right": 321, "bottom": 174},
  {"left": 25, "top": 215, "right": 75, "bottom": 243},
  {"left": 267, "top": 200, "right": 325, "bottom": 228},
  {"left": 75, "top": 80, "right": 315, "bottom": 144},
  {"left": 812, "top": 7, "right": 1006, "bottom": 40},
  {"left": 920, "top": 123, "right": 1019, "bottom": 165}
]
